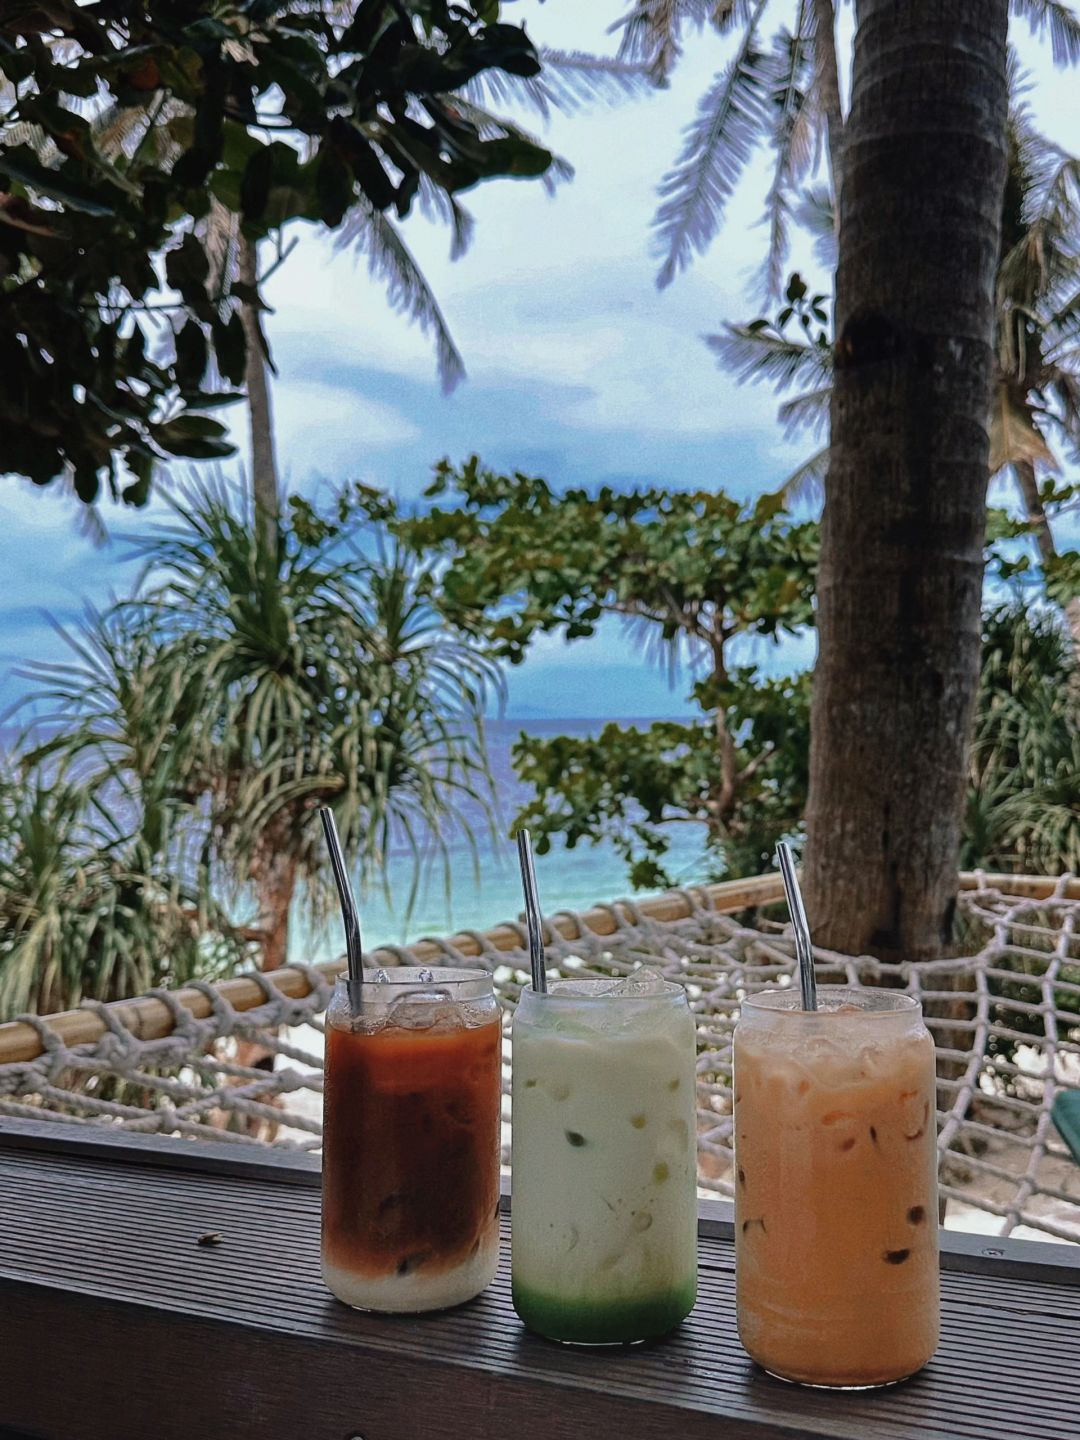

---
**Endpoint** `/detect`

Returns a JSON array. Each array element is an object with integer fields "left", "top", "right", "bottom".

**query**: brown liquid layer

[{"left": 322, "top": 1018, "right": 501, "bottom": 1280}]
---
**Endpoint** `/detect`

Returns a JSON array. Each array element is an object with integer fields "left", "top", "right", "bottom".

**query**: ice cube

[
  {"left": 856, "top": 1042, "right": 887, "bottom": 1078},
  {"left": 605, "top": 967, "right": 669, "bottom": 998},
  {"left": 387, "top": 990, "right": 463, "bottom": 1031}
]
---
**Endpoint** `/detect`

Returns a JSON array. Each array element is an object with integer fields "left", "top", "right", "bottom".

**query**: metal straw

[
  {"left": 516, "top": 829, "right": 548, "bottom": 994},
  {"left": 319, "top": 807, "right": 364, "bottom": 1008},
  {"left": 776, "top": 841, "right": 817, "bottom": 1012}
]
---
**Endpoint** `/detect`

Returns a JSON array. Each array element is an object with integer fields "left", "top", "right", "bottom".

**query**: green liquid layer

[{"left": 512, "top": 1277, "right": 697, "bottom": 1345}]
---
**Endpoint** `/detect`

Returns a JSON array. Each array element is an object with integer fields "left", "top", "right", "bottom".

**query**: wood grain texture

[{"left": 0, "top": 1126, "right": 1076, "bottom": 1440}]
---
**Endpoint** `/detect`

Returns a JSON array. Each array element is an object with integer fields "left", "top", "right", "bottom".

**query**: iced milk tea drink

[
  {"left": 322, "top": 969, "right": 502, "bottom": 1312},
  {"left": 511, "top": 975, "right": 698, "bottom": 1343},
  {"left": 734, "top": 987, "right": 939, "bottom": 1386}
]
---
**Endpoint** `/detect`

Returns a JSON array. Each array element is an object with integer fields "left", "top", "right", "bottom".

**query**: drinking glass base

[{"left": 761, "top": 1366, "right": 917, "bottom": 1391}]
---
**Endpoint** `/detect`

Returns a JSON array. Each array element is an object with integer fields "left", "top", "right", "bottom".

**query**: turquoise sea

[
  {"left": 0, "top": 716, "right": 710, "bottom": 964},
  {"left": 301, "top": 717, "right": 711, "bottom": 963}
]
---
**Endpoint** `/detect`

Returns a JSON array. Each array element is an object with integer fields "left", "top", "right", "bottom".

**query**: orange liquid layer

[
  {"left": 322, "top": 1018, "right": 501, "bottom": 1280},
  {"left": 734, "top": 1028, "right": 939, "bottom": 1386}
]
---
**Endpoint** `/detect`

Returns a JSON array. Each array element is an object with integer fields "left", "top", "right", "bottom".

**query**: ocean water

[
  {"left": 0, "top": 716, "right": 710, "bottom": 963},
  {"left": 302, "top": 717, "right": 711, "bottom": 961}
]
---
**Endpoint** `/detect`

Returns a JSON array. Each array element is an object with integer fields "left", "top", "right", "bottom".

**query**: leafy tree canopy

[
  {"left": 346, "top": 456, "right": 819, "bottom": 885},
  {"left": 0, "top": 1, "right": 553, "bottom": 504},
  {"left": 395, "top": 454, "right": 818, "bottom": 664}
]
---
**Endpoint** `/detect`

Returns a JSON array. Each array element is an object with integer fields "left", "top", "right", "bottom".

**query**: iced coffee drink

[
  {"left": 322, "top": 968, "right": 502, "bottom": 1312},
  {"left": 734, "top": 987, "right": 939, "bottom": 1386},
  {"left": 511, "top": 975, "right": 698, "bottom": 1343}
]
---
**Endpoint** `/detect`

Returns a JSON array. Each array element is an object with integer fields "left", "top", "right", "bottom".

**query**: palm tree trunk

[
  {"left": 256, "top": 851, "right": 297, "bottom": 973},
  {"left": 804, "top": 0, "right": 1010, "bottom": 962},
  {"left": 1014, "top": 459, "right": 1080, "bottom": 663},
  {"left": 812, "top": 0, "right": 845, "bottom": 208},
  {"left": 237, "top": 234, "right": 279, "bottom": 556}
]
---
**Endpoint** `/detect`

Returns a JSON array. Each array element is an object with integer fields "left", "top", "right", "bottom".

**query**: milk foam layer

[{"left": 322, "top": 1231, "right": 499, "bottom": 1313}]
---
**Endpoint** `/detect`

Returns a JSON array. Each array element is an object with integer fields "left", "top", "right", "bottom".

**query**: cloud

[{"left": 243, "top": 380, "right": 420, "bottom": 483}]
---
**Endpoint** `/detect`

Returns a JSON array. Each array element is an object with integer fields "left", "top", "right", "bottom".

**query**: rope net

[{"left": 2, "top": 877, "right": 1078, "bottom": 1242}]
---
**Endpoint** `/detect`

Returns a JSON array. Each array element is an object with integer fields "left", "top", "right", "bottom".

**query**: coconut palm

[
  {"left": 788, "top": 0, "right": 1012, "bottom": 962},
  {"left": 708, "top": 68, "right": 1080, "bottom": 654},
  {"left": 15, "top": 484, "right": 502, "bottom": 978},
  {"left": 625, "top": 0, "right": 1080, "bottom": 296}
]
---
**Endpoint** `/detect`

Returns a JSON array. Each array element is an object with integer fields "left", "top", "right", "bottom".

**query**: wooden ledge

[{"left": 0, "top": 1120, "right": 1077, "bottom": 1440}]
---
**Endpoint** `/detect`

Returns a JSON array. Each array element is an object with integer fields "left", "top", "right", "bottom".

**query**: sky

[{"left": 2, "top": 2, "right": 1079, "bottom": 722}]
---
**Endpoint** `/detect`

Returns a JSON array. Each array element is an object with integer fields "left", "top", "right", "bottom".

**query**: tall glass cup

[
  {"left": 511, "top": 976, "right": 698, "bottom": 1344},
  {"left": 734, "top": 987, "right": 939, "bottom": 1387},
  {"left": 321, "top": 968, "right": 502, "bottom": 1312}
]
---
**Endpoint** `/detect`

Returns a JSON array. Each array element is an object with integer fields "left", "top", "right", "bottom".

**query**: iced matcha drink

[
  {"left": 734, "top": 987, "right": 940, "bottom": 1387},
  {"left": 511, "top": 975, "right": 698, "bottom": 1344}
]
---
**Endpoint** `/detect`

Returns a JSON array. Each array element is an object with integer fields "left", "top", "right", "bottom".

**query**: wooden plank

[
  {"left": 0, "top": 1118, "right": 1077, "bottom": 1280},
  {"left": 957, "top": 872, "right": 1080, "bottom": 901},
  {"left": 0, "top": 874, "right": 785, "bottom": 1066},
  {"left": 0, "top": 1134, "right": 1077, "bottom": 1440}
]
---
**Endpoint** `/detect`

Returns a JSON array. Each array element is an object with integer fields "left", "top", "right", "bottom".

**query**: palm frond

[
  {"left": 203, "top": 197, "right": 240, "bottom": 303},
  {"left": 459, "top": 48, "right": 653, "bottom": 120},
  {"left": 92, "top": 103, "right": 152, "bottom": 160},
  {"left": 759, "top": 6, "right": 818, "bottom": 300},
  {"left": 795, "top": 182, "right": 837, "bottom": 270},
  {"left": 773, "top": 444, "right": 829, "bottom": 508},
  {"left": 415, "top": 175, "right": 475, "bottom": 261},
  {"left": 652, "top": 0, "right": 772, "bottom": 289},
  {"left": 705, "top": 320, "right": 832, "bottom": 391},
  {"left": 334, "top": 198, "right": 465, "bottom": 393},
  {"left": 777, "top": 384, "right": 831, "bottom": 439},
  {"left": 1010, "top": 0, "right": 1080, "bottom": 65},
  {"left": 990, "top": 389, "right": 1059, "bottom": 473},
  {"left": 433, "top": 98, "right": 574, "bottom": 196},
  {"left": 611, "top": 1, "right": 718, "bottom": 80}
]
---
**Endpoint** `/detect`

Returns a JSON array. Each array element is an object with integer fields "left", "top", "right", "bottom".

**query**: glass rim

[
  {"left": 520, "top": 975, "right": 686, "bottom": 1004},
  {"left": 742, "top": 984, "right": 920, "bottom": 1017},
  {"left": 331, "top": 966, "right": 493, "bottom": 991}
]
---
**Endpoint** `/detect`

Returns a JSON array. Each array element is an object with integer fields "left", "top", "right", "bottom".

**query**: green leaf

[
  {"left": 164, "top": 233, "right": 210, "bottom": 311},
  {"left": 177, "top": 390, "right": 245, "bottom": 411},
  {"left": 315, "top": 147, "right": 354, "bottom": 229},
  {"left": 211, "top": 312, "right": 247, "bottom": 387},
  {"left": 0, "top": 146, "right": 116, "bottom": 216},
  {"left": 174, "top": 321, "right": 208, "bottom": 388},
  {"left": 122, "top": 448, "right": 155, "bottom": 506},
  {"left": 330, "top": 121, "right": 396, "bottom": 211},
  {"left": 240, "top": 144, "right": 279, "bottom": 223},
  {"left": 152, "top": 415, "right": 234, "bottom": 459}
]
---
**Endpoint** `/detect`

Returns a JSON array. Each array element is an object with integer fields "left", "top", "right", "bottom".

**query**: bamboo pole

[
  {"left": 0, "top": 870, "right": 1074, "bottom": 1067},
  {"left": 0, "top": 874, "right": 784, "bottom": 1065}
]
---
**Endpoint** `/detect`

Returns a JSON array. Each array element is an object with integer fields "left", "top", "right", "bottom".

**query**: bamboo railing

[{"left": 0, "top": 870, "right": 1075, "bottom": 1067}]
